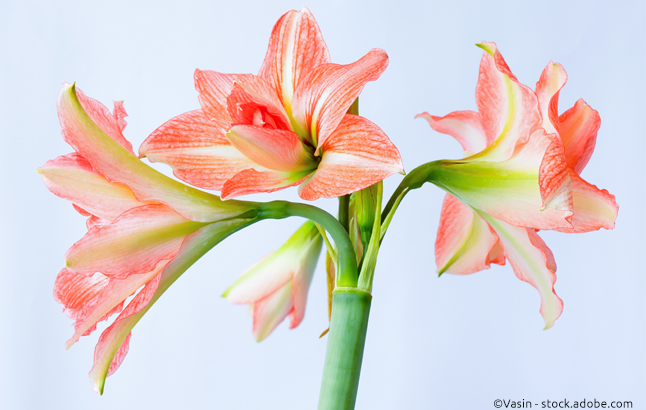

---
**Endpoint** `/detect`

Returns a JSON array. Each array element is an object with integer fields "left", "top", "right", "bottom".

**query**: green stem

[
  {"left": 380, "top": 160, "right": 445, "bottom": 242},
  {"left": 338, "top": 195, "right": 350, "bottom": 233},
  {"left": 259, "top": 200, "right": 358, "bottom": 287},
  {"left": 318, "top": 288, "right": 372, "bottom": 410}
]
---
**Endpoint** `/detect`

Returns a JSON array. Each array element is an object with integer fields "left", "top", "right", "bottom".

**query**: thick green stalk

[
  {"left": 318, "top": 288, "right": 372, "bottom": 410},
  {"left": 259, "top": 200, "right": 358, "bottom": 287}
]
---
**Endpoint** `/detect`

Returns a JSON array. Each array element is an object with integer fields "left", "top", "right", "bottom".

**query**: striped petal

[
  {"left": 90, "top": 270, "right": 162, "bottom": 391},
  {"left": 416, "top": 110, "right": 490, "bottom": 155},
  {"left": 534, "top": 62, "right": 568, "bottom": 135},
  {"left": 435, "top": 194, "right": 504, "bottom": 275},
  {"left": 88, "top": 220, "right": 252, "bottom": 394},
  {"left": 220, "top": 168, "right": 312, "bottom": 200},
  {"left": 65, "top": 204, "right": 206, "bottom": 278},
  {"left": 479, "top": 212, "right": 563, "bottom": 329},
  {"left": 472, "top": 43, "right": 541, "bottom": 161},
  {"left": 533, "top": 63, "right": 573, "bottom": 211},
  {"left": 58, "top": 261, "right": 167, "bottom": 349},
  {"left": 58, "top": 84, "right": 252, "bottom": 222},
  {"left": 195, "top": 70, "right": 283, "bottom": 128},
  {"left": 291, "top": 48, "right": 389, "bottom": 149},
  {"left": 554, "top": 170, "right": 618, "bottom": 233},
  {"left": 54, "top": 269, "right": 112, "bottom": 334},
  {"left": 225, "top": 125, "right": 315, "bottom": 172},
  {"left": 140, "top": 109, "right": 257, "bottom": 190},
  {"left": 38, "top": 153, "right": 153, "bottom": 223},
  {"left": 298, "top": 114, "right": 403, "bottom": 200},
  {"left": 194, "top": 70, "right": 249, "bottom": 128},
  {"left": 559, "top": 99, "right": 600, "bottom": 174},
  {"left": 258, "top": 7, "right": 330, "bottom": 113}
]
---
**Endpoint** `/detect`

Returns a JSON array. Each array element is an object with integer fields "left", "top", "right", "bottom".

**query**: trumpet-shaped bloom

[
  {"left": 139, "top": 8, "right": 403, "bottom": 200},
  {"left": 223, "top": 221, "right": 322, "bottom": 341},
  {"left": 417, "top": 43, "right": 618, "bottom": 328},
  {"left": 40, "top": 84, "right": 256, "bottom": 393}
]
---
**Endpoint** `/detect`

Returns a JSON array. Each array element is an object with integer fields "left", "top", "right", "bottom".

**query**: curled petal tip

[
  {"left": 543, "top": 320, "right": 555, "bottom": 330},
  {"left": 476, "top": 42, "right": 496, "bottom": 56}
]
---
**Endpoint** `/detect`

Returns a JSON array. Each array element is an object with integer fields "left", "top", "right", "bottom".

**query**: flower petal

[
  {"left": 89, "top": 270, "right": 162, "bottom": 391},
  {"left": 532, "top": 63, "right": 574, "bottom": 212},
  {"left": 538, "top": 130, "right": 573, "bottom": 212},
  {"left": 38, "top": 153, "right": 153, "bottom": 223},
  {"left": 194, "top": 70, "right": 274, "bottom": 127},
  {"left": 58, "top": 84, "right": 252, "bottom": 222},
  {"left": 252, "top": 281, "right": 294, "bottom": 342},
  {"left": 436, "top": 129, "right": 573, "bottom": 230},
  {"left": 225, "top": 125, "right": 315, "bottom": 172},
  {"left": 298, "top": 114, "right": 403, "bottom": 200},
  {"left": 139, "top": 109, "right": 257, "bottom": 190},
  {"left": 105, "top": 332, "right": 131, "bottom": 379},
  {"left": 291, "top": 48, "right": 389, "bottom": 149},
  {"left": 75, "top": 87, "right": 134, "bottom": 155},
  {"left": 54, "top": 269, "right": 111, "bottom": 328},
  {"left": 221, "top": 168, "right": 312, "bottom": 200},
  {"left": 472, "top": 42, "right": 541, "bottom": 161},
  {"left": 224, "top": 256, "right": 293, "bottom": 306},
  {"left": 415, "top": 110, "right": 490, "bottom": 155},
  {"left": 60, "top": 261, "right": 167, "bottom": 349},
  {"left": 227, "top": 81, "right": 291, "bottom": 131},
  {"left": 88, "top": 219, "right": 251, "bottom": 394},
  {"left": 435, "top": 194, "right": 504, "bottom": 275},
  {"left": 479, "top": 212, "right": 563, "bottom": 329},
  {"left": 559, "top": 99, "right": 600, "bottom": 174},
  {"left": 534, "top": 62, "right": 568, "bottom": 135},
  {"left": 287, "top": 225, "right": 321, "bottom": 328},
  {"left": 554, "top": 170, "right": 618, "bottom": 233},
  {"left": 65, "top": 204, "right": 205, "bottom": 278},
  {"left": 258, "top": 7, "right": 330, "bottom": 112}
]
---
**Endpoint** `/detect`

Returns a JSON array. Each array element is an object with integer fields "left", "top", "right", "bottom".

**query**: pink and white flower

[
  {"left": 139, "top": 8, "right": 403, "bottom": 200},
  {"left": 39, "top": 84, "right": 257, "bottom": 393},
  {"left": 417, "top": 43, "right": 618, "bottom": 328}
]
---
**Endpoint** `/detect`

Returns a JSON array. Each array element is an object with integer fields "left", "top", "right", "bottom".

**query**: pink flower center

[{"left": 236, "top": 102, "right": 290, "bottom": 131}]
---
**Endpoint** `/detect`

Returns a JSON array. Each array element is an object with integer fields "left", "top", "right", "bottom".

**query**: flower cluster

[
  {"left": 39, "top": 7, "right": 402, "bottom": 392},
  {"left": 37, "top": 8, "right": 617, "bottom": 397}
]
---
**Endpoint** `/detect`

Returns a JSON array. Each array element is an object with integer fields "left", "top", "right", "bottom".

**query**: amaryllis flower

[
  {"left": 139, "top": 7, "right": 403, "bottom": 200},
  {"left": 223, "top": 221, "right": 322, "bottom": 341},
  {"left": 39, "top": 84, "right": 258, "bottom": 393},
  {"left": 417, "top": 43, "right": 618, "bottom": 328}
]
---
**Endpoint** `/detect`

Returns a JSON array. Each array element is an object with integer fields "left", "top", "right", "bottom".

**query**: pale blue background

[{"left": 1, "top": 0, "right": 644, "bottom": 409}]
